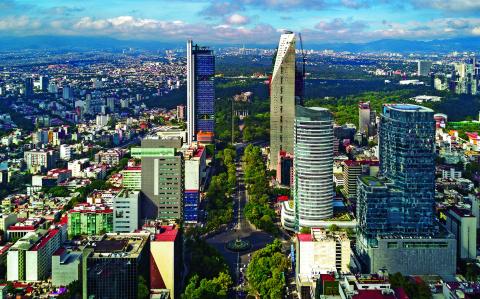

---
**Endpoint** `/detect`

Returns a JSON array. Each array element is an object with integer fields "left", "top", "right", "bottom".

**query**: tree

[
  {"left": 138, "top": 276, "right": 150, "bottom": 299},
  {"left": 246, "top": 240, "right": 289, "bottom": 299},
  {"left": 299, "top": 227, "right": 311, "bottom": 234},
  {"left": 328, "top": 224, "right": 339, "bottom": 232},
  {"left": 182, "top": 272, "right": 233, "bottom": 299},
  {"left": 389, "top": 272, "right": 432, "bottom": 299}
]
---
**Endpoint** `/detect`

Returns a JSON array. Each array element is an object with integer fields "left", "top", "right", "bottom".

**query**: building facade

[
  {"left": 140, "top": 142, "right": 184, "bottom": 221},
  {"left": 121, "top": 167, "right": 142, "bottom": 190},
  {"left": 342, "top": 160, "right": 379, "bottom": 199},
  {"left": 357, "top": 103, "right": 456, "bottom": 275},
  {"left": 445, "top": 207, "right": 477, "bottom": 260},
  {"left": 293, "top": 106, "right": 334, "bottom": 229},
  {"left": 186, "top": 40, "right": 215, "bottom": 145},
  {"left": 270, "top": 32, "right": 296, "bottom": 169},
  {"left": 113, "top": 190, "right": 139, "bottom": 233},
  {"left": 24, "top": 149, "right": 59, "bottom": 174},
  {"left": 82, "top": 233, "right": 149, "bottom": 299},
  {"left": 67, "top": 204, "right": 113, "bottom": 237}
]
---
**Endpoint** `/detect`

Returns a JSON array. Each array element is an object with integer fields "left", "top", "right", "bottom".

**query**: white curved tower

[{"left": 294, "top": 105, "right": 334, "bottom": 229}]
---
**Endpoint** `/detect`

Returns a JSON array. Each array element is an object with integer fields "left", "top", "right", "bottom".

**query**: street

[{"left": 206, "top": 143, "right": 274, "bottom": 292}]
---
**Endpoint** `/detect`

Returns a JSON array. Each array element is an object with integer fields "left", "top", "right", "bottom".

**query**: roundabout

[{"left": 225, "top": 238, "right": 252, "bottom": 252}]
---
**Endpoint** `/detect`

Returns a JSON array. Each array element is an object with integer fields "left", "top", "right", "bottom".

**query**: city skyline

[{"left": 1, "top": 0, "right": 480, "bottom": 44}]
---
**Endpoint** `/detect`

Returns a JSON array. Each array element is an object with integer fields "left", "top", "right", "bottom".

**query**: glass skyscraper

[
  {"left": 293, "top": 105, "right": 334, "bottom": 230},
  {"left": 358, "top": 104, "right": 436, "bottom": 238},
  {"left": 356, "top": 104, "right": 456, "bottom": 276},
  {"left": 187, "top": 40, "right": 215, "bottom": 145}
]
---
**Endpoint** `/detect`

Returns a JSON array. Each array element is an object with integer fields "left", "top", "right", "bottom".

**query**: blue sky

[{"left": 1, "top": 0, "right": 480, "bottom": 44}]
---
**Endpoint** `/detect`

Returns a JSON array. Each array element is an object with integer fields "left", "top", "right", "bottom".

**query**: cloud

[
  {"left": 412, "top": 0, "right": 480, "bottom": 11},
  {"left": 473, "top": 27, "right": 480, "bottom": 35},
  {"left": 225, "top": 14, "right": 250, "bottom": 25},
  {"left": 340, "top": 0, "right": 370, "bottom": 9},
  {"left": 199, "top": 1, "right": 243, "bottom": 16},
  {"left": 48, "top": 6, "right": 85, "bottom": 16},
  {"left": 315, "top": 18, "right": 368, "bottom": 32}
]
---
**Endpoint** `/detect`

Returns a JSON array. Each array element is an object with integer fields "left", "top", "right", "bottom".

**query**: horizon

[{"left": 1, "top": 0, "right": 480, "bottom": 45}]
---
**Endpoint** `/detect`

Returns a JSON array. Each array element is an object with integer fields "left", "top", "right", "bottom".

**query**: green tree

[
  {"left": 138, "top": 276, "right": 150, "bottom": 299},
  {"left": 182, "top": 272, "right": 233, "bottom": 299},
  {"left": 246, "top": 240, "right": 289, "bottom": 299},
  {"left": 300, "top": 227, "right": 311, "bottom": 234}
]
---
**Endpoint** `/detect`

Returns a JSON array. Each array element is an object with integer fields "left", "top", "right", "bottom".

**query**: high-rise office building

[
  {"left": 417, "top": 60, "right": 433, "bottom": 76},
  {"left": 270, "top": 32, "right": 296, "bottom": 169},
  {"left": 137, "top": 138, "right": 184, "bottom": 221},
  {"left": 357, "top": 104, "right": 456, "bottom": 275},
  {"left": 186, "top": 40, "right": 215, "bottom": 145},
  {"left": 177, "top": 104, "right": 186, "bottom": 121},
  {"left": 358, "top": 101, "right": 377, "bottom": 137},
  {"left": 83, "top": 233, "right": 149, "bottom": 299},
  {"left": 39, "top": 76, "right": 49, "bottom": 92},
  {"left": 24, "top": 78, "right": 34, "bottom": 97},
  {"left": 452, "top": 59, "right": 479, "bottom": 95},
  {"left": 62, "top": 85, "right": 73, "bottom": 100},
  {"left": 293, "top": 106, "right": 334, "bottom": 230}
]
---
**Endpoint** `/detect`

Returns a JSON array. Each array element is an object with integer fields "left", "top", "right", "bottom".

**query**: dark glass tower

[
  {"left": 357, "top": 104, "right": 436, "bottom": 238},
  {"left": 187, "top": 40, "right": 215, "bottom": 144}
]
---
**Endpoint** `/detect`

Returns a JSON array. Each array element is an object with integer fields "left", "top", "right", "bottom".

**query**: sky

[{"left": 1, "top": 0, "right": 480, "bottom": 45}]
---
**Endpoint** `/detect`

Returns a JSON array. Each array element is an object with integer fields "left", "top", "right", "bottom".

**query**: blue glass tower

[
  {"left": 187, "top": 40, "right": 215, "bottom": 144},
  {"left": 358, "top": 104, "right": 436, "bottom": 238},
  {"left": 356, "top": 104, "right": 456, "bottom": 276}
]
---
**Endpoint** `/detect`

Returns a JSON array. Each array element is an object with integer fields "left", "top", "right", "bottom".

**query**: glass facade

[
  {"left": 187, "top": 41, "right": 215, "bottom": 144},
  {"left": 184, "top": 191, "right": 199, "bottom": 223},
  {"left": 358, "top": 104, "right": 436, "bottom": 239},
  {"left": 294, "top": 106, "right": 333, "bottom": 229}
]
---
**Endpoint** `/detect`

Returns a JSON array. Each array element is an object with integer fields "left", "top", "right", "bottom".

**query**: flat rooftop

[
  {"left": 385, "top": 103, "right": 433, "bottom": 113},
  {"left": 359, "top": 176, "right": 384, "bottom": 187},
  {"left": 87, "top": 233, "right": 148, "bottom": 259}
]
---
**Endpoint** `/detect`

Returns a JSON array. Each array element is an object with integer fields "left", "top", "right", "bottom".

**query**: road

[{"left": 206, "top": 143, "right": 274, "bottom": 292}]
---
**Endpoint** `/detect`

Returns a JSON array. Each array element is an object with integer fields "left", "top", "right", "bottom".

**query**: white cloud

[
  {"left": 413, "top": 0, "right": 480, "bottom": 11},
  {"left": 472, "top": 27, "right": 480, "bottom": 35},
  {"left": 225, "top": 14, "right": 250, "bottom": 25}
]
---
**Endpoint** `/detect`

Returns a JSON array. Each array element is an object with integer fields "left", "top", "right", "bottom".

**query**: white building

[
  {"left": 60, "top": 144, "right": 72, "bottom": 161},
  {"left": 67, "top": 158, "right": 90, "bottom": 178},
  {"left": 96, "top": 114, "right": 110, "bottom": 127},
  {"left": 295, "top": 228, "right": 351, "bottom": 297},
  {"left": 445, "top": 206, "right": 477, "bottom": 260},
  {"left": 293, "top": 106, "right": 334, "bottom": 228},
  {"left": 7, "top": 228, "right": 62, "bottom": 281},
  {"left": 113, "top": 190, "right": 139, "bottom": 233},
  {"left": 442, "top": 167, "right": 462, "bottom": 180}
]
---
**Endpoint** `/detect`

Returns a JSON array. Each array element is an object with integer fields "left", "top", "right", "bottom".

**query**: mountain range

[{"left": 0, "top": 35, "right": 479, "bottom": 53}]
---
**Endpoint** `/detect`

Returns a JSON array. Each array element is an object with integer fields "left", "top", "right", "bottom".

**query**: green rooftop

[{"left": 360, "top": 176, "right": 384, "bottom": 187}]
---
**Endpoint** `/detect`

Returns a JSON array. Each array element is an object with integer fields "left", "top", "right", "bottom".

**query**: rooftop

[
  {"left": 87, "top": 233, "right": 149, "bottom": 259},
  {"left": 359, "top": 176, "right": 385, "bottom": 187},
  {"left": 384, "top": 103, "right": 433, "bottom": 113}
]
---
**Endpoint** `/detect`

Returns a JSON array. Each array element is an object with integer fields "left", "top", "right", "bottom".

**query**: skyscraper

[
  {"left": 358, "top": 102, "right": 377, "bottom": 137},
  {"left": 186, "top": 40, "right": 215, "bottom": 145},
  {"left": 293, "top": 106, "right": 334, "bottom": 230},
  {"left": 270, "top": 32, "right": 296, "bottom": 169},
  {"left": 417, "top": 60, "right": 432, "bottom": 76},
  {"left": 136, "top": 138, "right": 184, "bottom": 221},
  {"left": 63, "top": 85, "right": 73, "bottom": 100},
  {"left": 358, "top": 102, "right": 371, "bottom": 135},
  {"left": 39, "top": 76, "right": 49, "bottom": 92},
  {"left": 357, "top": 104, "right": 456, "bottom": 275},
  {"left": 24, "top": 77, "right": 34, "bottom": 97}
]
